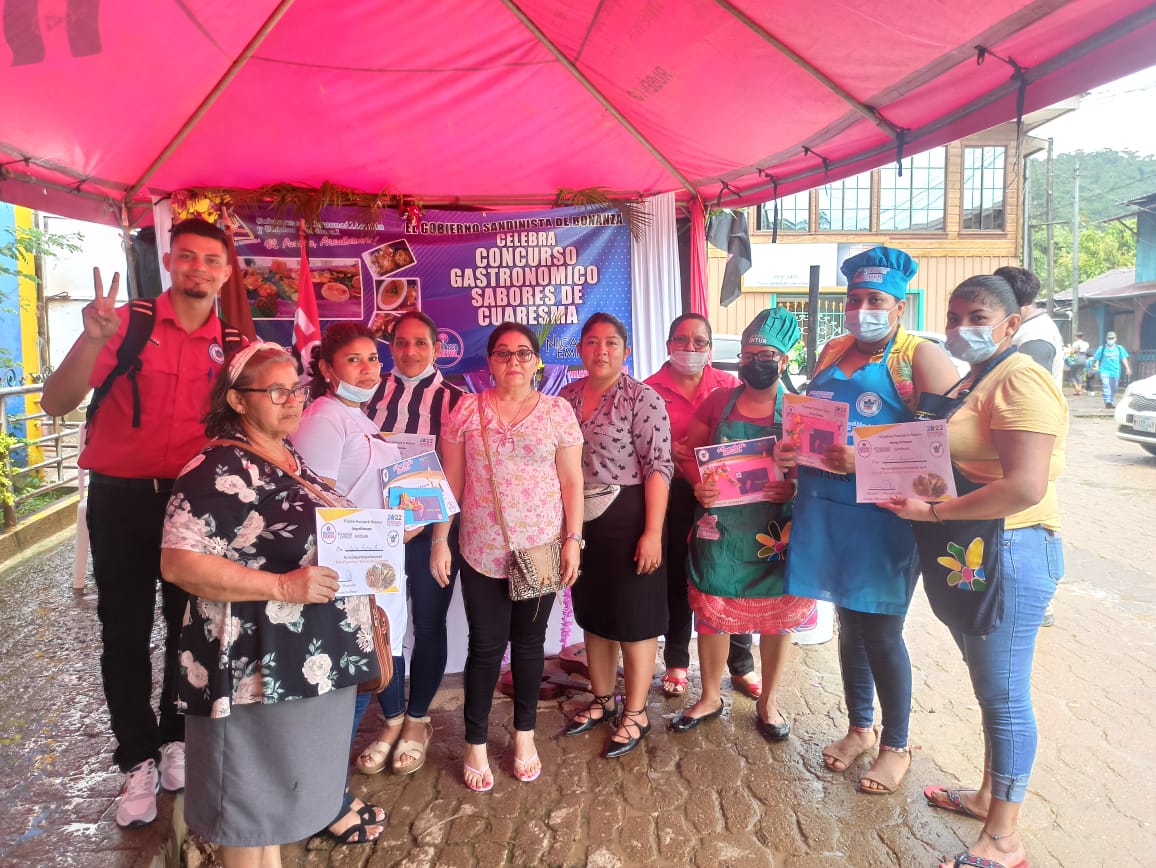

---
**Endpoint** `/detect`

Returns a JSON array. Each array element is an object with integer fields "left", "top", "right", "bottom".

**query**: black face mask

[{"left": 739, "top": 358, "right": 780, "bottom": 390}]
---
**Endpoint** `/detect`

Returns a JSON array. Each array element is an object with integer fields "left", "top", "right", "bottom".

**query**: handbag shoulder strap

[
  {"left": 476, "top": 397, "right": 516, "bottom": 553},
  {"left": 212, "top": 438, "right": 338, "bottom": 508}
]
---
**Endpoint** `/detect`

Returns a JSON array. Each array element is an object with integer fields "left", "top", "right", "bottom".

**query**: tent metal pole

[
  {"left": 712, "top": 0, "right": 900, "bottom": 138},
  {"left": 124, "top": 0, "right": 300, "bottom": 203},
  {"left": 500, "top": 0, "right": 699, "bottom": 198}
]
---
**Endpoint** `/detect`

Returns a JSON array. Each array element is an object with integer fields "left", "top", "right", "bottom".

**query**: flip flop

[
  {"left": 513, "top": 752, "right": 541, "bottom": 783},
  {"left": 661, "top": 668, "right": 688, "bottom": 697},
  {"left": 730, "top": 673, "right": 762, "bottom": 700},
  {"left": 924, "top": 785, "right": 987, "bottom": 820},
  {"left": 464, "top": 762, "right": 494, "bottom": 793},
  {"left": 944, "top": 853, "right": 1028, "bottom": 868}
]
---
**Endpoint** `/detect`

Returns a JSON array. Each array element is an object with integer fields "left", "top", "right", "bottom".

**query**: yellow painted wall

[{"left": 14, "top": 207, "right": 44, "bottom": 464}]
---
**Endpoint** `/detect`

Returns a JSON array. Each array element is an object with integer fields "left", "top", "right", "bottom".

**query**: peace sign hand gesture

[{"left": 82, "top": 267, "right": 121, "bottom": 344}]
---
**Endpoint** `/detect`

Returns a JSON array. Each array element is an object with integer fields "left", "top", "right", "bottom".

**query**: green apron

[{"left": 687, "top": 386, "right": 790, "bottom": 598}]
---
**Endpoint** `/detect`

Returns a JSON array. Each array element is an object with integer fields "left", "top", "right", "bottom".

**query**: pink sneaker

[
  {"left": 115, "top": 760, "right": 159, "bottom": 828},
  {"left": 158, "top": 742, "right": 186, "bottom": 793}
]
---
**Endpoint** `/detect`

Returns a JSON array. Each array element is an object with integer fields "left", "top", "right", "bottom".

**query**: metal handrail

[{"left": 0, "top": 383, "right": 85, "bottom": 529}]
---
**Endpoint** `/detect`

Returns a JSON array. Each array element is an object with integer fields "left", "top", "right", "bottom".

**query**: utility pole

[
  {"left": 1072, "top": 163, "right": 1080, "bottom": 333},
  {"left": 1045, "top": 138, "right": 1055, "bottom": 318}
]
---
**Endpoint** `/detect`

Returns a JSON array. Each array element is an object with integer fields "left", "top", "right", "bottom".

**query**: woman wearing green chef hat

[
  {"left": 672, "top": 308, "right": 818, "bottom": 740},
  {"left": 779, "top": 246, "right": 959, "bottom": 794}
]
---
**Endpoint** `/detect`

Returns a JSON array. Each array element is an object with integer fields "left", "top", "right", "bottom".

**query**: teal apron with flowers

[
  {"left": 687, "top": 385, "right": 791, "bottom": 598},
  {"left": 784, "top": 335, "right": 920, "bottom": 614}
]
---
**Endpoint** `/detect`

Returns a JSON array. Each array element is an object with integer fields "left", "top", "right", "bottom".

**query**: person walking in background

[
  {"left": 644, "top": 313, "right": 761, "bottom": 702},
  {"left": 994, "top": 266, "right": 1064, "bottom": 388},
  {"left": 1091, "top": 331, "right": 1131, "bottom": 408},
  {"left": 39, "top": 218, "right": 243, "bottom": 828},
  {"left": 365, "top": 312, "right": 465, "bottom": 775},
  {"left": 1066, "top": 331, "right": 1090, "bottom": 396}
]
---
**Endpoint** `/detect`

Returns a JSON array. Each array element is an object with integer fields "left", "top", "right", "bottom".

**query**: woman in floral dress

[
  {"left": 430, "top": 323, "right": 584, "bottom": 792},
  {"left": 161, "top": 343, "right": 386, "bottom": 865}
]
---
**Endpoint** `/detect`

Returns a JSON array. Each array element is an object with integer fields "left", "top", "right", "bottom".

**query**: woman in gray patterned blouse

[{"left": 559, "top": 313, "right": 673, "bottom": 758}]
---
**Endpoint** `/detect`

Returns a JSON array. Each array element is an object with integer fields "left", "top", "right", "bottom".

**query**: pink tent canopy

[{"left": 2, "top": 0, "right": 1154, "bottom": 225}]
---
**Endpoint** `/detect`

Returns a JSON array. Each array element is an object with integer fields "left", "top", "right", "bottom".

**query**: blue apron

[
  {"left": 687, "top": 386, "right": 789, "bottom": 598},
  {"left": 784, "top": 335, "right": 919, "bottom": 614}
]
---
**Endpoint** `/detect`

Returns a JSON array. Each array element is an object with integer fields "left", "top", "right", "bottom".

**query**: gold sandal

[
  {"left": 355, "top": 714, "right": 404, "bottom": 775},
  {"left": 392, "top": 715, "right": 433, "bottom": 776}
]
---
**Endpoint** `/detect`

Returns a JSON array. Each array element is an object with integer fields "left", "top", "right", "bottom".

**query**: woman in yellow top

[{"left": 881, "top": 274, "right": 1067, "bottom": 868}]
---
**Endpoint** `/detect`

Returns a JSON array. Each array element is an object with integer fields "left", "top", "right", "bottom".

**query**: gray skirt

[{"left": 184, "top": 687, "right": 356, "bottom": 847}]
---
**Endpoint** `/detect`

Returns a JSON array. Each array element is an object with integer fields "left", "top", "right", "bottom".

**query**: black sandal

[
  {"left": 320, "top": 790, "right": 384, "bottom": 844},
  {"left": 604, "top": 707, "right": 652, "bottom": 758},
  {"left": 563, "top": 693, "right": 620, "bottom": 736}
]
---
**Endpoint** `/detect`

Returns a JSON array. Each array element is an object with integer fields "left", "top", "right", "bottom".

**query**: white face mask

[
  {"left": 669, "top": 350, "right": 708, "bottom": 375},
  {"left": 334, "top": 379, "right": 378, "bottom": 404},
  {"left": 945, "top": 316, "right": 1010, "bottom": 364},
  {"left": 1107, "top": 338, "right": 1117, "bottom": 346},
  {"left": 845, "top": 309, "right": 893, "bottom": 343},
  {"left": 391, "top": 363, "right": 435, "bottom": 385}
]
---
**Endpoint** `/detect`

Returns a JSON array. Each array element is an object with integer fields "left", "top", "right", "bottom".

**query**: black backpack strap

[
  {"left": 220, "top": 323, "right": 245, "bottom": 355},
  {"left": 85, "top": 298, "right": 156, "bottom": 438}
]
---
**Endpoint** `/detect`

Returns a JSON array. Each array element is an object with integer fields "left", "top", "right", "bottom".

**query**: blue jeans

[
  {"left": 837, "top": 608, "right": 912, "bottom": 749},
  {"left": 405, "top": 524, "right": 461, "bottom": 718},
  {"left": 1101, "top": 373, "right": 1120, "bottom": 404},
  {"left": 951, "top": 525, "right": 1063, "bottom": 803},
  {"left": 352, "top": 656, "right": 407, "bottom": 738}
]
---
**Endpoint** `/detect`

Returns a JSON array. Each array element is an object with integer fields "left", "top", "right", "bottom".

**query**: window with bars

[
  {"left": 878, "top": 147, "right": 946, "bottom": 231},
  {"left": 817, "top": 171, "right": 872, "bottom": 232},
  {"left": 961, "top": 146, "right": 1006, "bottom": 231},
  {"left": 755, "top": 191, "right": 810, "bottom": 232}
]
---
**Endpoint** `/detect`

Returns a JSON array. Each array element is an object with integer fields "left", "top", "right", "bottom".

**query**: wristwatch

[{"left": 563, "top": 532, "right": 585, "bottom": 549}]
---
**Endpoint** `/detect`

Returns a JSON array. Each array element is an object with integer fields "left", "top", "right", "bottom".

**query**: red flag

[{"left": 293, "top": 219, "right": 321, "bottom": 370}]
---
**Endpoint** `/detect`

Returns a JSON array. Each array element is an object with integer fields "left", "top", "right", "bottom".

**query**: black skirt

[{"left": 573, "top": 483, "right": 668, "bottom": 642}]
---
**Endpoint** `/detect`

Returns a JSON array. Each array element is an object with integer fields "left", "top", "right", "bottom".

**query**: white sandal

[
  {"left": 392, "top": 715, "right": 432, "bottom": 776},
  {"left": 356, "top": 715, "right": 404, "bottom": 775}
]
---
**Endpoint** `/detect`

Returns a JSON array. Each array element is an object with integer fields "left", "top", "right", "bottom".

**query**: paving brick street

[{"left": 1, "top": 397, "right": 1153, "bottom": 867}]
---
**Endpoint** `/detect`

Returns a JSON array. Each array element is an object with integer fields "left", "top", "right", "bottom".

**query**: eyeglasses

[
  {"left": 668, "top": 336, "right": 711, "bottom": 350},
  {"left": 490, "top": 349, "right": 536, "bottom": 363},
  {"left": 233, "top": 384, "right": 311, "bottom": 404},
  {"left": 738, "top": 350, "right": 783, "bottom": 363}
]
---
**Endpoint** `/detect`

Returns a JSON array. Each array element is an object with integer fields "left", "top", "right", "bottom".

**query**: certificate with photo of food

[
  {"left": 315, "top": 508, "right": 406, "bottom": 598},
  {"left": 240, "top": 256, "right": 364, "bottom": 320},
  {"left": 381, "top": 451, "right": 461, "bottom": 530},
  {"left": 782, "top": 393, "right": 850, "bottom": 469},
  {"left": 693, "top": 435, "right": 781, "bottom": 508},
  {"left": 852, "top": 420, "right": 958, "bottom": 504}
]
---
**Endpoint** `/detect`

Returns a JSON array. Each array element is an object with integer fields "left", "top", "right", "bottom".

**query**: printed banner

[{"left": 230, "top": 204, "right": 633, "bottom": 382}]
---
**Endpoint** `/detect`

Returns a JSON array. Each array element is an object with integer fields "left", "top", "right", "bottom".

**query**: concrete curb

[{"left": 0, "top": 493, "right": 81, "bottom": 569}]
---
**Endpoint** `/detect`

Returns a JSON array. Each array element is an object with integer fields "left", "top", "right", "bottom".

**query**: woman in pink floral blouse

[{"left": 430, "top": 323, "right": 584, "bottom": 792}]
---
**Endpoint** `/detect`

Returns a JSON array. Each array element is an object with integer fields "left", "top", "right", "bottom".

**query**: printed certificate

[
  {"left": 693, "top": 435, "right": 781, "bottom": 507},
  {"left": 379, "top": 432, "right": 437, "bottom": 459},
  {"left": 782, "top": 393, "right": 850, "bottom": 469},
  {"left": 381, "top": 451, "right": 460, "bottom": 529},
  {"left": 852, "top": 420, "right": 957, "bottom": 504},
  {"left": 315, "top": 508, "right": 406, "bottom": 598}
]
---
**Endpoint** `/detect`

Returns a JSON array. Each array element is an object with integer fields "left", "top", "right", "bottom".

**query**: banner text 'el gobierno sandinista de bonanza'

[{"left": 233, "top": 204, "right": 633, "bottom": 380}]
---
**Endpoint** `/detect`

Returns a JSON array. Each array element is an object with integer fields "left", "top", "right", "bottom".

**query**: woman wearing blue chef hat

[{"left": 777, "top": 246, "right": 959, "bottom": 794}]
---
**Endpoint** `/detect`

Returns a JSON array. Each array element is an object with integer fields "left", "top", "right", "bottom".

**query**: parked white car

[{"left": 1114, "top": 374, "right": 1156, "bottom": 456}]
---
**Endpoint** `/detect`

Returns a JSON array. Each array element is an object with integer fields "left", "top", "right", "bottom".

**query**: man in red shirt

[
  {"left": 41, "top": 219, "right": 237, "bottom": 828},
  {"left": 645, "top": 313, "right": 759, "bottom": 700}
]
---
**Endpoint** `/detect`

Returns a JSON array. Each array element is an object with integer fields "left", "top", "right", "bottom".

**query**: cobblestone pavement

[{"left": 1, "top": 405, "right": 1153, "bottom": 867}]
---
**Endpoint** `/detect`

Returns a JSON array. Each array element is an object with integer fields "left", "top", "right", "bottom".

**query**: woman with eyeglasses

[
  {"left": 645, "top": 314, "right": 761, "bottom": 702},
  {"left": 160, "top": 344, "right": 387, "bottom": 864},
  {"left": 779, "top": 247, "right": 959, "bottom": 795},
  {"left": 559, "top": 312, "right": 673, "bottom": 758},
  {"left": 673, "top": 308, "right": 817, "bottom": 740},
  {"left": 430, "top": 323, "right": 583, "bottom": 791}
]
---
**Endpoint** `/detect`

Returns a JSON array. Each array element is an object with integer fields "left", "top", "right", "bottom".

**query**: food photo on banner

[{"left": 228, "top": 204, "right": 634, "bottom": 394}]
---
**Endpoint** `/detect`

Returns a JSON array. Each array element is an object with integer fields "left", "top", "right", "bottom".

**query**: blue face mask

[
  {"left": 334, "top": 379, "right": 378, "bottom": 404},
  {"left": 845, "top": 309, "right": 893, "bottom": 343},
  {"left": 945, "top": 315, "right": 1010, "bottom": 364},
  {"left": 391, "top": 363, "right": 435, "bottom": 385}
]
